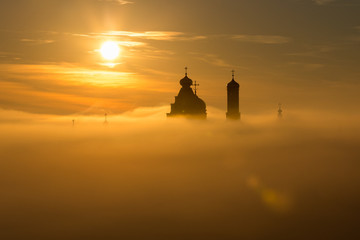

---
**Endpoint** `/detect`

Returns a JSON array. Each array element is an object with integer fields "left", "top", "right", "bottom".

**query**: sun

[{"left": 100, "top": 41, "right": 120, "bottom": 61}]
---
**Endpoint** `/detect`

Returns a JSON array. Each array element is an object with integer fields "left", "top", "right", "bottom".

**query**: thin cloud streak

[
  {"left": 192, "top": 53, "right": 238, "bottom": 69},
  {"left": 288, "top": 62, "right": 325, "bottom": 70},
  {"left": 232, "top": 35, "right": 290, "bottom": 44},
  {"left": 95, "top": 31, "right": 207, "bottom": 41},
  {"left": 312, "top": 0, "right": 336, "bottom": 5},
  {"left": 99, "top": 0, "right": 134, "bottom": 5},
  {"left": 20, "top": 39, "right": 55, "bottom": 45},
  {"left": 286, "top": 44, "right": 335, "bottom": 59},
  {"left": 0, "top": 63, "right": 137, "bottom": 87}
]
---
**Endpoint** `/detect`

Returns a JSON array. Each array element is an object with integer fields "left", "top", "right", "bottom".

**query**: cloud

[
  {"left": 99, "top": 31, "right": 182, "bottom": 40},
  {"left": 286, "top": 44, "right": 335, "bottom": 58},
  {"left": 288, "top": 62, "right": 325, "bottom": 70},
  {"left": 115, "top": 0, "right": 134, "bottom": 4},
  {"left": 312, "top": 0, "right": 336, "bottom": 5},
  {"left": 100, "top": 0, "right": 134, "bottom": 5},
  {"left": 192, "top": 53, "right": 238, "bottom": 69},
  {"left": 232, "top": 35, "right": 290, "bottom": 44},
  {"left": 96, "top": 31, "right": 207, "bottom": 41},
  {"left": 20, "top": 38, "right": 55, "bottom": 45},
  {"left": 0, "top": 62, "right": 177, "bottom": 115},
  {"left": 0, "top": 63, "right": 136, "bottom": 87},
  {"left": 0, "top": 63, "right": 142, "bottom": 115},
  {"left": 116, "top": 41, "right": 145, "bottom": 47}
]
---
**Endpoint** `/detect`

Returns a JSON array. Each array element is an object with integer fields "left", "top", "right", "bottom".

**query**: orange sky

[
  {"left": 1, "top": 2, "right": 360, "bottom": 238},
  {"left": 0, "top": 0, "right": 359, "bottom": 116}
]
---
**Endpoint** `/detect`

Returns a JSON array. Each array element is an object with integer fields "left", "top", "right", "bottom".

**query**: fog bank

[{"left": 1, "top": 107, "right": 360, "bottom": 240}]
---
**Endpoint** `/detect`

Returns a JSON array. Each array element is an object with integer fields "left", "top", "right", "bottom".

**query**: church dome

[
  {"left": 196, "top": 96, "right": 206, "bottom": 108},
  {"left": 180, "top": 75, "right": 193, "bottom": 88}
]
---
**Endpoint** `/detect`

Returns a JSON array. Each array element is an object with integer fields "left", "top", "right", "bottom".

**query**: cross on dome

[{"left": 194, "top": 81, "right": 200, "bottom": 95}]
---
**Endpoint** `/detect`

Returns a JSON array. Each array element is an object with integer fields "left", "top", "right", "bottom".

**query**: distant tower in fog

[
  {"left": 226, "top": 70, "right": 240, "bottom": 120},
  {"left": 104, "top": 113, "right": 108, "bottom": 125},
  {"left": 278, "top": 103, "right": 283, "bottom": 118}
]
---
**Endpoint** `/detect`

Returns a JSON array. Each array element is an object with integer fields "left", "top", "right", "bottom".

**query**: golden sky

[
  {"left": 0, "top": 0, "right": 359, "bottom": 115},
  {"left": 1, "top": 2, "right": 360, "bottom": 238}
]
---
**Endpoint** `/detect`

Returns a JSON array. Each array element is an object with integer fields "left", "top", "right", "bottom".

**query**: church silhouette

[
  {"left": 167, "top": 68, "right": 207, "bottom": 119},
  {"left": 167, "top": 68, "right": 240, "bottom": 120},
  {"left": 226, "top": 70, "right": 241, "bottom": 120}
]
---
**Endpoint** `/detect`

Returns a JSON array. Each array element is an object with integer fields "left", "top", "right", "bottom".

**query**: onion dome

[
  {"left": 196, "top": 96, "right": 206, "bottom": 109},
  {"left": 180, "top": 69, "right": 193, "bottom": 88}
]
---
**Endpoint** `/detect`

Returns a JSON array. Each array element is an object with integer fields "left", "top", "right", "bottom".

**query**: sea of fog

[{"left": 1, "top": 106, "right": 360, "bottom": 240}]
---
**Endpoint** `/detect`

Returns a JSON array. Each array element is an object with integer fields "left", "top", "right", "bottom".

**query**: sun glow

[{"left": 100, "top": 41, "right": 121, "bottom": 61}]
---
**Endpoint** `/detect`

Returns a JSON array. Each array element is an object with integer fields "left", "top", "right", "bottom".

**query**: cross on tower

[
  {"left": 194, "top": 81, "right": 200, "bottom": 95},
  {"left": 185, "top": 67, "right": 188, "bottom": 77},
  {"left": 232, "top": 70, "right": 235, "bottom": 80}
]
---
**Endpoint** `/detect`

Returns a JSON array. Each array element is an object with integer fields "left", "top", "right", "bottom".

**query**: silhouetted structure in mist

[
  {"left": 278, "top": 103, "right": 283, "bottom": 118},
  {"left": 104, "top": 113, "right": 109, "bottom": 125},
  {"left": 226, "top": 70, "right": 240, "bottom": 120},
  {"left": 167, "top": 68, "right": 207, "bottom": 119}
]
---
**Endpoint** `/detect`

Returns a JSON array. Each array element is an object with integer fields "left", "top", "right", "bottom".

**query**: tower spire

[
  {"left": 227, "top": 70, "right": 240, "bottom": 120},
  {"left": 185, "top": 67, "right": 188, "bottom": 77}
]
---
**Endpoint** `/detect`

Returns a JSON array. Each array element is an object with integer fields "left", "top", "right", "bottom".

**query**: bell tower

[{"left": 226, "top": 70, "right": 240, "bottom": 120}]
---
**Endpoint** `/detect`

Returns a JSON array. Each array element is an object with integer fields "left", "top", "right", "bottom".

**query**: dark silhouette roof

[
  {"left": 228, "top": 79, "right": 239, "bottom": 88},
  {"left": 180, "top": 75, "right": 193, "bottom": 88},
  {"left": 167, "top": 72, "right": 207, "bottom": 119}
]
